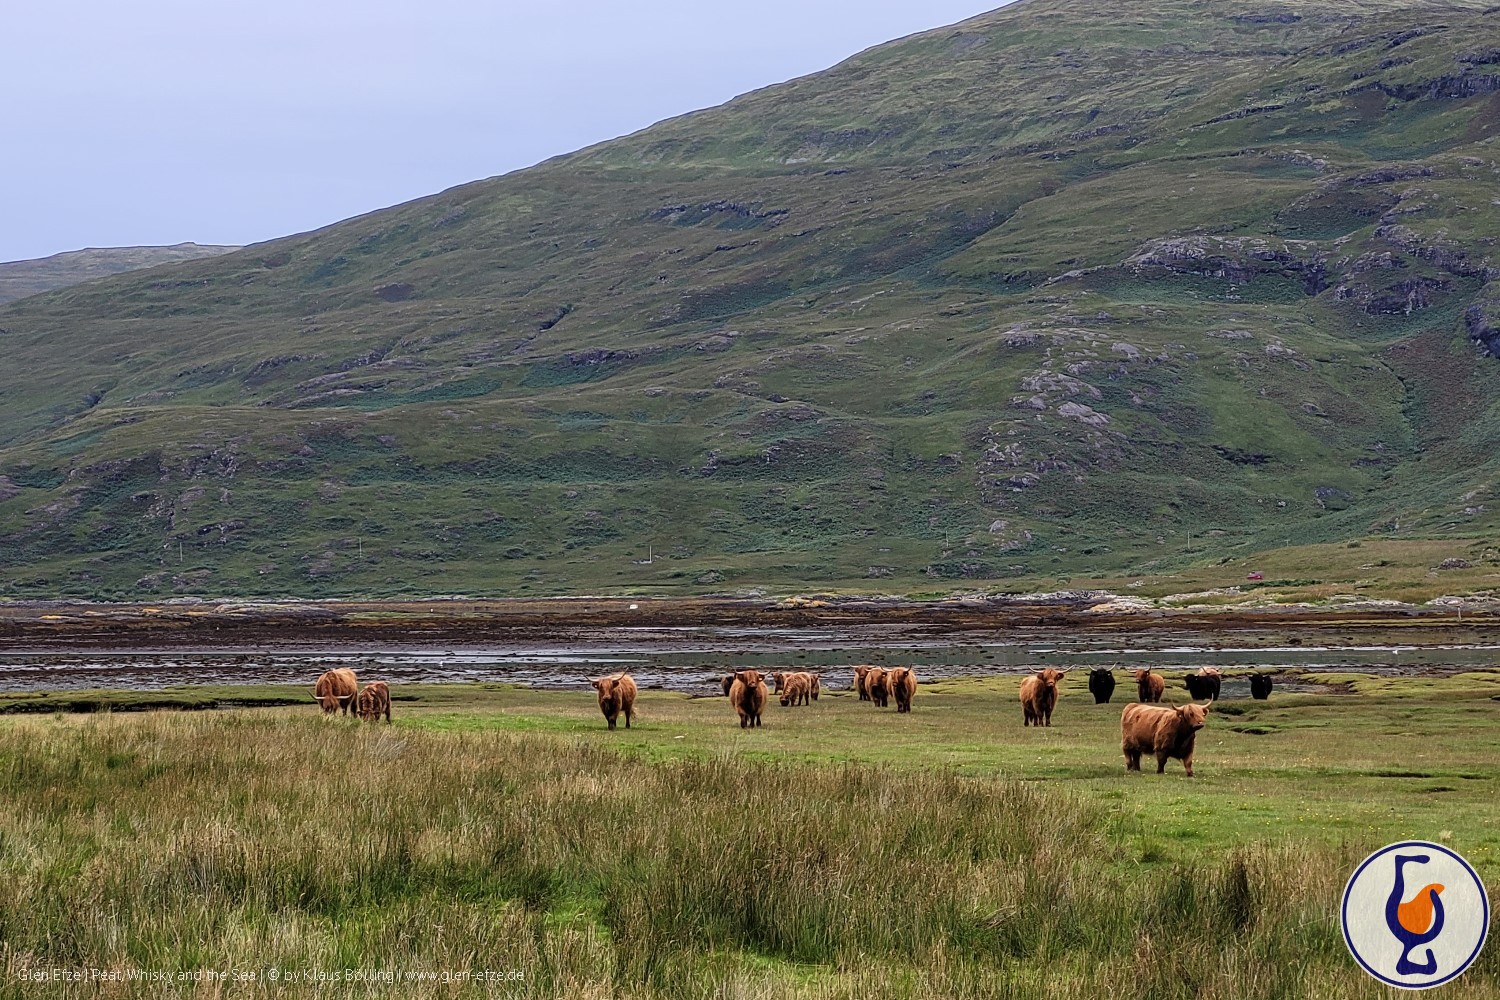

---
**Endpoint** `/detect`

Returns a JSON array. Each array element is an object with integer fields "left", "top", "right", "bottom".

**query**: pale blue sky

[{"left": 2, "top": 1, "right": 1002, "bottom": 263}]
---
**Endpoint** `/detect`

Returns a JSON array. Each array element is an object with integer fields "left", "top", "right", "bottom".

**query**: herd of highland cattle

[{"left": 313, "top": 662, "right": 1273, "bottom": 777}]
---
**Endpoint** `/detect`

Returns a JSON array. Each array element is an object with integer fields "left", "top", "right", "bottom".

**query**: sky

[{"left": 1, "top": 0, "right": 1003, "bottom": 263}]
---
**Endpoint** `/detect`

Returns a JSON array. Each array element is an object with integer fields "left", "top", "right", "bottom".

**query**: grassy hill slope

[
  {"left": 6, "top": 0, "right": 1500, "bottom": 600},
  {"left": 0, "top": 244, "right": 239, "bottom": 306}
]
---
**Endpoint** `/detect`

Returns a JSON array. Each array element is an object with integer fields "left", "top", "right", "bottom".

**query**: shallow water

[{"left": 1, "top": 625, "right": 1495, "bottom": 696}]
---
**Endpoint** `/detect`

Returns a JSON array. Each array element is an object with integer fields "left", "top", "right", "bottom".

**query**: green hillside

[
  {"left": 0, "top": 244, "right": 239, "bottom": 306},
  {"left": 6, "top": 0, "right": 1500, "bottom": 601}
]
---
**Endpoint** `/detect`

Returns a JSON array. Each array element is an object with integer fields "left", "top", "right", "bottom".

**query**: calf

[
  {"left": 888, "top": 667, "right": 917, "bottom": 713},
  {"left": 779, "top": 672, "right": 813, "bottom": 707},
  {"left": 591, "top": 672, "right": 638, "bottom": 730},
  {"left": 1250, "top": 673, "right": 1274, "bottom": 700},
  {"left": 1184, "top": 667, "right": 1221, "bottom": 701},
  {"left": 729, "top": 670, "right": 768, "bottom": 728},
  {"left": 356, "top": 680, "right": 391, "bottom": 723},
  {"left": 1088, "top": 667, "right": 1116, "bottom": 704},
  {"left": 1019, "top": 668, "right": 1066, "bottom": 727},
  {"left": 1121, "top": 702, "right": 1211, "bottom": 777},
  {"left": 1134, "top": 668, "right": 1165, "bottom": 703}
]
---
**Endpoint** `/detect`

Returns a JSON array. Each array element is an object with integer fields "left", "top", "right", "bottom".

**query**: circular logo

[{"left": 1342, "top": 841, "right": 1490, "bottom": 990}]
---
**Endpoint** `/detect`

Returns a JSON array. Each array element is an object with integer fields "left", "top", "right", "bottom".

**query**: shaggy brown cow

[
  {"left": 313, "top": 668, "right": 358, "bottom": 715},
  {"left": 729, "top": 669, "right": 768, "bottom": 728},
  {"left": 854, "top": 665, "right": 872, "bottom": 701},
  {"left": 356, "top": 681, "right": 391, "bottom": 723},
  {"left": 808, "top": 672, "right": 821, "bottom": 701},
  {"left": 866, "top": 666, "right": 890, "bottom": 708},
  {"left": 720, "top": 674, "right": 734, "bottom": 696},
  {"left": 1121, "top": 702, "right": 1211, "bottom": 777},
  {"left": 1019, "top": 667, "right": 1067, "bottom": 727},
  {"left": 779, "top": 672, "right": 813, "bottom": 707},
  {"left": 888, "top": 666, "right": 917, "bottom": 713},
  {"left": 1134, "top": 668, "right": 1165, "bottom": 703},
  {"left": 591, "top": 672, "right": 638, "bottom": 730}
]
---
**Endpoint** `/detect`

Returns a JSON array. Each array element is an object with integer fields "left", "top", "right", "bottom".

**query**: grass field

[{"left": 1, "top": 672, "right": 1497, "bottom": 997}]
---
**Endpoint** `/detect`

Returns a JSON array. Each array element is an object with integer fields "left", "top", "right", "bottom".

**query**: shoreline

[{"left": 2, "top": 592, "right": 1498, "bottom": 653}]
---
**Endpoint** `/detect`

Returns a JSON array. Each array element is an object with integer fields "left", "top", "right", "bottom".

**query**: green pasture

[{"left": 0, "top": 672, "right": 1496, "bottom": 997}]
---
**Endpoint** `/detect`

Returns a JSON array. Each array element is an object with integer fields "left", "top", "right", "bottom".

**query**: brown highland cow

[
  {"left": 1134, "top": 668, "right": 1165, "bottom": 703},
  {"left": 1019, "top": 667, "right": 1066, "bottom": 727},
  {"left": 356, "top": 680, "right": 391, "bottom": 723},
  {"left": 888, "top": 667, "right": 917, "bottom": 713},
  {"left": 729, "top": 670, "right": 768, "bottom": 728},
  {"left": 1121, "top": 702, "right": 1211, "bottom": 777},
  {"left": 313, "top": 668, "right": 358, "bottom": 715},
  {"left": 591, "top": 672, "right": 638, "bottom": 730}
]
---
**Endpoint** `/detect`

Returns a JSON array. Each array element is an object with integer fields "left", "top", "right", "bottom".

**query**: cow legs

[
  {"left": 1124, "top": 750, "right": 1141, "bottom": 771},
  {"left": 1156, "top": 752, "right": 1170, "bottom": 774},
  {"left": 608, "top": 717, "right": 616, "bottom": 731},
  {"left": 625, "top": 709, "right": 632, "bottom": 729},
  {"left": 1182, "top": 753, "right": 1194, "bottom": 777}
]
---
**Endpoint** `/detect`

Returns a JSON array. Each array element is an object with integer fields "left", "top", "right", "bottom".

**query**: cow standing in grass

[
  {"left": 592, "top": 672, "right": 637, "bottom": 730},
  {"left": 780, "top": 672, "right": 813, "bottom": 707},
  {"left": 1088, "top": 667, "right": 1116, "bottom": 704},
  {"left": 313, "top": 668, "right": 358, "bottom": 715},
  {"left": 1019, "top": 668, "right": 1066, "bottom": 727},
  {"left": 888, "top": 667, "right": 917, "bottom": 713},
  {"left": 356, "top": 681, "right": 391, "bottom": 723},
  {"left": 866, "top": 667, "right": 890, "bottom": 708},
  {"left": 720, "top": 674, "right": 734, "bottom": 696},
  {"left": 1121, "top": 702, "right": 1211, "bottom": 777},
  {"left": 1184, "top": 667, "right": 1222, "bottom": 701},
  {"left": 730, "top": 670, "right": 768, "bottom": 728},
  {"left": 1250, "top": 673, "right": 1274, "bottom": 700},
  {"left": 1134, "top": 668, "right": 1165, "bottom": 703},
  {"left": 854, "top": 666, "right": 872, "bottom": 701}
]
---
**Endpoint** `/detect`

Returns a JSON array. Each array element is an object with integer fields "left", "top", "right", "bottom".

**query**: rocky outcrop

[
  {"left": 1336, "top": 275, "right": 1450, "bottom": 314},
  {"left": 1374, "top": 224, "right": 1498, "bottom": 281},
  {"left": 1464, "top": 283, "right": 1500, "bottom": 356},
  {"left": 374, "top": 282, "right": 415, "bottom": 302},
  {"left": 1126, "top": 236, "right": 1326, "bottom": 292}
]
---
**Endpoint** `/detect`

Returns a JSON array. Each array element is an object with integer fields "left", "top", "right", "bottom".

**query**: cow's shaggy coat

[
  {"left": 1121, "top": 702, "right": 1211, "bottom": 777},
  {"left": 1019, "top": 668, "right": 1066, "bottom": 727},
  {"left": 313, "top": 668, "right": 358, "bottom": 715},
  {"left": 592, "top": 673, "right": 638, "bottom": 730}
]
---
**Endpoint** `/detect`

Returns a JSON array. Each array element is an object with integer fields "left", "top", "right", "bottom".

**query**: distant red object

[{"left": 1246, "top": 572, "right": 1264, "bottom": 581}]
